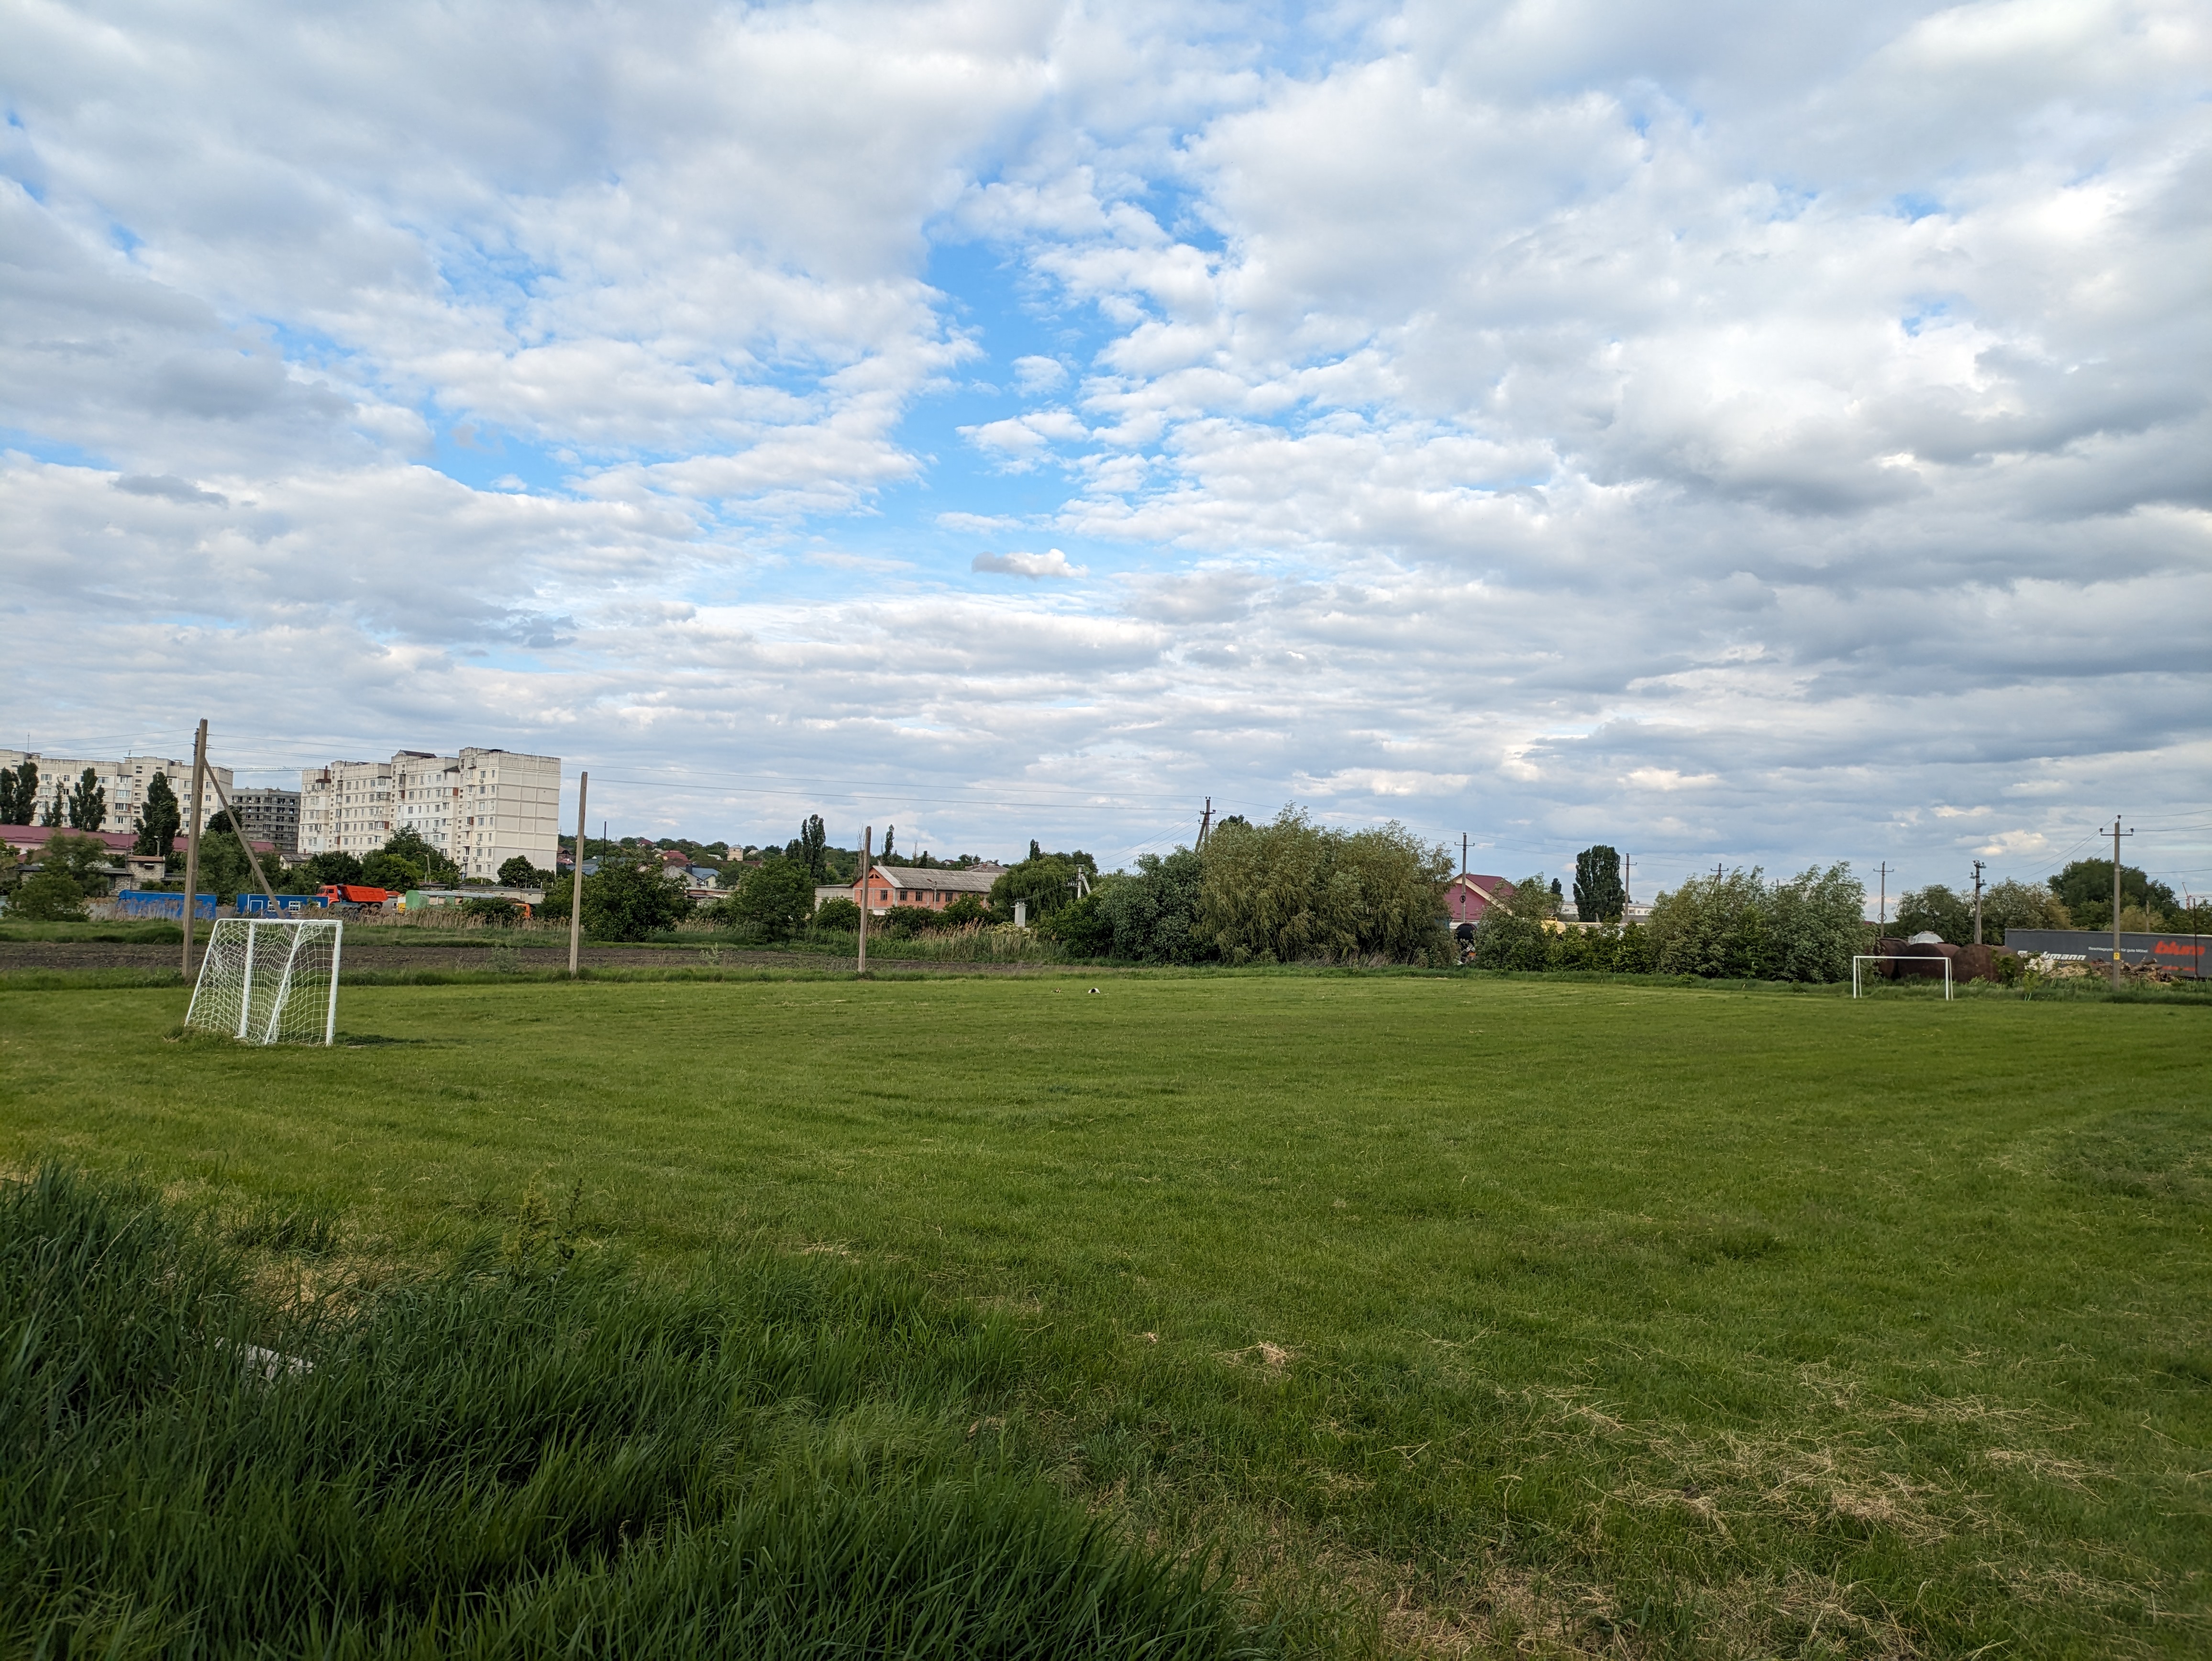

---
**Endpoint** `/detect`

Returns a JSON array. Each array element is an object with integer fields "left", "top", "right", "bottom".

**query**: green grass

[
  {"left": 0, "top": 919, "right": 184, "bottom": 943},
  {"left": 3, "top": 1166, "right": 1253, "bottom": 1658},
  {"left": 3, "top": 974, "right": 2207, "bottom": 1656}
]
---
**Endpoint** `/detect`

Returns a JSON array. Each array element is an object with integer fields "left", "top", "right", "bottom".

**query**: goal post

[
  {"left": 1851, "top": 953, "right": 1952, "bottom": 1001},
  {"left": 185, "top": 918, "right": 345, "bottom": 1045}
]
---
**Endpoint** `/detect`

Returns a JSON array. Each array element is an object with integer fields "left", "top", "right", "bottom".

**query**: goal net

[{"left": 185, "top": 918, "right": 345, "bottom": 1045}]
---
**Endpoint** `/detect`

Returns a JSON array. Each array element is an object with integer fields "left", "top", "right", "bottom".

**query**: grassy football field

[{"left": 3, "top": 971, "right": 2206, "bottom": 1656}]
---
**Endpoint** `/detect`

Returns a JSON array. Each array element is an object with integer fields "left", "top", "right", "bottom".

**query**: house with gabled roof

[
  {"left": 1445, "top": 873, "right": 1515, "bottom": 925},
  {"left": 851, "top": 863, "right": 1000, "bottom": 916}
]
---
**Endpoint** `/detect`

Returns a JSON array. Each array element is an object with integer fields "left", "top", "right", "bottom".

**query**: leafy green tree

[
  {"left": 873, "top": 905, "right": 944, "bottom": 940},
  {"left": 497, "top": 855, "right": 552, "bottom": 888},
  {"left": 716, "top": 857, "right": 815, "bottom": 940},
  {"left": 938, "top": 894, "right": 989, "bottom": 928},
  {"left": 989, "top": 845, "right": 1100, "bottom": 922},
  {"left": 812, "top": 896, "right": 862, "bottom": 931},
  {"left": 1040, "top": 888, "right": 1115, "bottom": 955},
  {"left": 40, "top": 832, "right": 116, "bottom": 897},
  {"left": 1894, "top": 884, "right": 1974, "bottom": 943},
  {"left": 0, "top": 759, "right": 36, "bottom": 825},
  {"left": 9, "top": 865, "right": 86, "bottom": 921},
  {"left": 1572, "top": 846, "right": 1625, "bottom": 923},
  {"left": 1979, "top": 879, "right": 2068, "bottom": 941},
  {"left": 360, "top": 850, "right": 425, "bottom": 892},
  {"left": 1760, "top": 864, "right": 1867, "bottom": 981},
  {"left": 1646, "top": 864, "right": 1864, "bottom": 981},
  {"left": 580, "top": 853, "right": 694, "bottom": 941},
  {"left": 134, "top": 772, "right": 181, "bottom": 857},
  {"left": 796, "top": 815, "right": 828, "bottom": 880},
  {"left": 178, "top": 830, "right": 264, "bottom": 906},
  {"left": 1648, "top": 868, "right": 1773, "bottom": 978},
  {"left": 2048, "top": 860, "right": 2177, "bottom": 932},
  {"left": 1199, "top": 808, "right": 1451, "bottom": 964},
  {"left": 380, "top": 828, "right": 459, "bottom": 886},
  {"left": 1094, "top": 847, "right": 1209, "bottom": 963},
  {"left": 65, "top": 768, "right": 106, "bottom": 831},
  {"left": 1471, "top": 875, "right": 1558, "bottom": 971}
]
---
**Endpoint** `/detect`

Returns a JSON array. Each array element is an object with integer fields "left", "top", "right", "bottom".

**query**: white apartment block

[
  {"left": 0, "top": 750, "right": 229, "bottom": 836},
  {"left": 302, "top": 747, "right": 561, "bottom": 880}
]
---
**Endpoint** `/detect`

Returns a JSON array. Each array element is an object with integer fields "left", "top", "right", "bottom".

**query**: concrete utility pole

[
  {"left": 1876, "top": 862, "right": 1890, "bottom": 932},
  {"left": 857, "top": 826, "right": 872, "bottom": 975},
  {"left": 568, "top": 771, "right": 588, "bottom": 978},
  {"left": 2104, "top": 816, "right": 2132, "bottom": 987},
  {"left": 1624, "top": 853, "right": 1632, "bottom": 908},
  {"left": 1971, "top": 859, "right": 1986, "bottom": 946},
  {"left": 1198, "top": 797, "right": 1213, "bottom": 849},
  {"left": 180, "top": 719, "right": 207, "bottom": 976}
]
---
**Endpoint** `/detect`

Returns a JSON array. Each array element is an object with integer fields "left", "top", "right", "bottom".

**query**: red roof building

[{"left": 1445, "top": 874, "right": 1515, "bottom": 924}]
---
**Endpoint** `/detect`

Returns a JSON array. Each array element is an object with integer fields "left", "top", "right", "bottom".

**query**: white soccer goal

[
  {"left": 1851, "top": 953, "right": 1952, "bottom": 1001},
  {"left": 185, "top": 918, "right": 345, "bottom": 1045}
]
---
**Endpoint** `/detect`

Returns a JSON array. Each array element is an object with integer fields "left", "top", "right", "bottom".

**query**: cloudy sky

[{"left": 4, "top": 0, "right": 2207, "bottom": 897}]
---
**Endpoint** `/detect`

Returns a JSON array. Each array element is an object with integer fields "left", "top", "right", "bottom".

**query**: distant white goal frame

[
  {"left": 185, "top": 918, "right": 346, "bottom": 1045},
  {"left": 1851, "top": 953, "right": 1952, "bottom": 1001}
]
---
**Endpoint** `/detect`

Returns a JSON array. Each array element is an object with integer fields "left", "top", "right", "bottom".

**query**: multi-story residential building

[
  {"left": 229, "top": 788, "right": 302, "bottom": 857},
  {"left": 299, "top": 759, "right": 394, "bottom": 859},
  {"left": 0, "top": 750, "right": 229, "bottom": 836},
  {"left": 302, "top": 747, "right": 560, "bottom": 880},
  {"left": 450, "top": 748, "right": 562, "bottom": 880}
]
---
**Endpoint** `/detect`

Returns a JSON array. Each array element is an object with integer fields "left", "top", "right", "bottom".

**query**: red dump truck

[{"left": 317, "top": 884, "right": 393, "bottom": 913}]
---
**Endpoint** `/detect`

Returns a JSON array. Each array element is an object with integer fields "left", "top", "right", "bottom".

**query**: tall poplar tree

[
  {"left": 135, "top": 772, "right": 182, "bottom": 857},
  {"left": 66, "top": 768, "right": 106, "bottom": 831},
  {"left": 1573, "top": 845, "right": 1626, "bottom": 923}
]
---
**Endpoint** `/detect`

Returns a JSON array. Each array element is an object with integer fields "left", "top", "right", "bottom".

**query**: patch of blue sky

[
  {"left": 1139, "top": 180, "right": 1228, "bottom": 253},
  {"left": 819, "top": 238, "right": 1132, "bottom": 570},
  {"left": 252, "top": 315, "right": 373, "bottom": 380},
  {"left": 1899, "top": 298, "right": 1955, "bottom": 337},
  {"left": 0, "top": 428, "right": 111, "bottom": 471},
  {"left": 426, "top": 422, "right": 577, "bottom": 494},
  {"left": 1891, "top": 191, "right": 1946, "bottom": 221}
]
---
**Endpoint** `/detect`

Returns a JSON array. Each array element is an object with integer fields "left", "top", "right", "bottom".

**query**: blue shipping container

[
  {"left": 238, "top": 894, "right": 330, "bottom": 915},
  {"left": 114, "top": 890, "right": 218, "bottom": 920}
]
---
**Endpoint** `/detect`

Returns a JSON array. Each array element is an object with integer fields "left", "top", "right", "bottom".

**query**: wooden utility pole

[
  {"left": 180, "top": 719, "right": 207, "bottom": 976},
  {"left": 857, "top": 826, "right": 872, "bottom": 975},
  {"left": 1198, "top": 797, "right": 1213, "bottom": 848},
  {"left": 207, "top": 769, "right": 277, "bottom": 906},
  {"left": 2105, "top": 816, "right": 2132, "bottom": 987},
  {"left": 568, "top": 771, "right": 588, "bottom": 978},
  {"left": 1971, "top": 859, "right": 1986, "bottom": 946}
]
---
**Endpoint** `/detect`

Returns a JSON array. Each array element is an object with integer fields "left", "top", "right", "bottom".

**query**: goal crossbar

[
  {"left": 1851, "top": 953, "right": 1952, "bottom": 1001},
  {"left": 185, "top": 918, "right": 345, "bottom": 1045}
]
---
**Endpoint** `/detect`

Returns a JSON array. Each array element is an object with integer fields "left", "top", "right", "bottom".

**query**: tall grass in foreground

[{"left": 0, "top": 1167, "right": 1260, "bottom": 1660}]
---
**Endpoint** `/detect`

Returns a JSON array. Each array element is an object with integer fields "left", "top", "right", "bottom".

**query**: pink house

[{"left": 1445, "top": 874, "right": 1515, "bottom": 924}]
